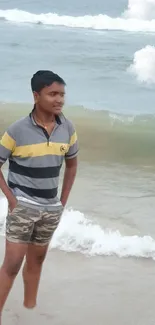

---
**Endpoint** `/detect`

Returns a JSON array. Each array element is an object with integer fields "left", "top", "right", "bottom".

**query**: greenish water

[{"left": 1, "top": 102, "right": 155, "bottom": 166}]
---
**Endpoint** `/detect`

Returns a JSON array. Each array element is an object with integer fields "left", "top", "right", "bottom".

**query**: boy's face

[{"left": 33, "top": 82, "right": 65, "bottom": 115}]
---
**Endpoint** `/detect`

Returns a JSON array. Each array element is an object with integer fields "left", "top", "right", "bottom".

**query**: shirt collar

[{"left": 29, "top": 105, "right": 62, "bottom": 126}]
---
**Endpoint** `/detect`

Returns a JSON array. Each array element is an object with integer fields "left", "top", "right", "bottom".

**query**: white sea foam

[
  {"left": 124, "top": 0, "right": 155, "bottom": 19},
  {"left": 109, "top": 113, "right": 135, "bottom": 125},
  {"left": 1, "top": 6, "right": 155, "bottom": 32},
  {"left": 50, "top": 209, "right": 155, "bottom": 259},
  {"left": 128, "top": 45, "right": 155, "bottom": 84},
  {"left": 0, "top": 197, "right": 155, "bottom": 259}
]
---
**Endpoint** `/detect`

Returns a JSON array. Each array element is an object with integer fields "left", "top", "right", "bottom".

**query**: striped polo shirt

[{"left": 0, "top": 111, "right": 78, "bottom": 206}]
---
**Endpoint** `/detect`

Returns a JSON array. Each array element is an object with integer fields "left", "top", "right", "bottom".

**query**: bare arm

[
  {"left": 60, "top": 157, "right": 77, "bottom": 207},
  {"left": 0, "top": 163, "right": 17, "bottom": 211}
]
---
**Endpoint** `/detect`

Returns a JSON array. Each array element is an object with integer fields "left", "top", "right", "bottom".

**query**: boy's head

[{"left": 31, "top": 70, "right": 66, "bottom": 115}]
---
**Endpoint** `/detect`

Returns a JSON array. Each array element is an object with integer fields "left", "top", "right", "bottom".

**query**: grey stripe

[
  {"left": 0, "top": 144, "right": 11, "bottom": 160},
  {"left": 66, "top": 143, "right": 78, "bottom": 157},
  {"left": 8, "top": 172, "right": 59, "bottom": 190},
  {"left": 11, "top": 188, "right": 60, "bottom": 206},
  {"left": 15, "top": 117, "right": 70, "bottom": 146},
  {"left": 16, "top": 200, "right": 63, "bottom": 212}
]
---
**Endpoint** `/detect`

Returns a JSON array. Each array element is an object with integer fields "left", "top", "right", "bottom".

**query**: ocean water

[
  {"left": 0, "top": 0, "right": 155, "bottom": 262},
  {"left": 1, "top": 0, "right": 155, "bottom": 113}
]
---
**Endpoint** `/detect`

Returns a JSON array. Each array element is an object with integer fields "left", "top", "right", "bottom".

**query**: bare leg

[
  {"left": 22, "top": 244, "right": 48, "bottom": 309},
  {"left": 0, "top": 240, "right": 27, "bottom": 317}
]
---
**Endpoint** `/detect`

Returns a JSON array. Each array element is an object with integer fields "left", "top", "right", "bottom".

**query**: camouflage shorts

[{"left": 6, "top": 201, "right": 63, "bottom": 246}]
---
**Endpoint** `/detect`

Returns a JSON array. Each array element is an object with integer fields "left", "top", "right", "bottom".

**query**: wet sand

[{"left": 0, "top": 237, "right": 154, "bottom": 325}]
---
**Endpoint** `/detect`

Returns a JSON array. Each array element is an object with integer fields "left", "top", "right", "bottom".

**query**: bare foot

[{"left": 23, "top": 301, "right": 36, "bottom": 309}]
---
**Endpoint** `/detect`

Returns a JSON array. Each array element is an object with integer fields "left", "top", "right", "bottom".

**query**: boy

[{"left": 0, "top": 70, "right": 78, "bottom": 322}]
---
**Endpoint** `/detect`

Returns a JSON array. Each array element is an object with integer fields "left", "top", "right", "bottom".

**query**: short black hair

[{"left": 31, "top": 70, "right": 66, "bottom": 92}]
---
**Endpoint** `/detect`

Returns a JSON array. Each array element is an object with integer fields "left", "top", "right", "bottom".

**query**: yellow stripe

[
  {"left": 12, "top": 142, "right": 70, "bottom": 158},
  {"left": 0, "top": 132, "right": 16, "bottom": 151},
  {"left": 70, "top": 132, "right": 77, "bottom": 147}
]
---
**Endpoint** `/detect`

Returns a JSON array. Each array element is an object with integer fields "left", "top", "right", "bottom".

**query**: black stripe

[
  {"left": 9, "top": 160, "right": 61, "bottom": 179},
  {"left": 65, "top": 150, "right": 78, "bottom": 158},
  {"left": 8, "top": 181, "right": 58, "bottom": 199},
  {"left": 0, "top": 156, "right": 6, "bottom": 162}
]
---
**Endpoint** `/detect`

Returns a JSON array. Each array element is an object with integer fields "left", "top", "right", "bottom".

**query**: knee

[
  {"left": 3, "top": 260, "right": 22, "bottom": 277},
  {"left": 26, "top": 254, "right": 46, "bottom": 271},
  {"left": 34, "top": 254, "right": 46, "bottom": 266}
]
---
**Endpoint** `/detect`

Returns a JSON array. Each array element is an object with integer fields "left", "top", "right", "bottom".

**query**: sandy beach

[{"left": 0, "top": 236, "right": 154, "bottom": 325}]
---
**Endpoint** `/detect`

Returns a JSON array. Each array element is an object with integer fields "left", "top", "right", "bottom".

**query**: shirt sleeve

[
  {"left": 65, "top": 120, "right": 79, "bottom": 160},
  {"left": 0, "top": 126, "right": 16, "bottom": 164}
]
